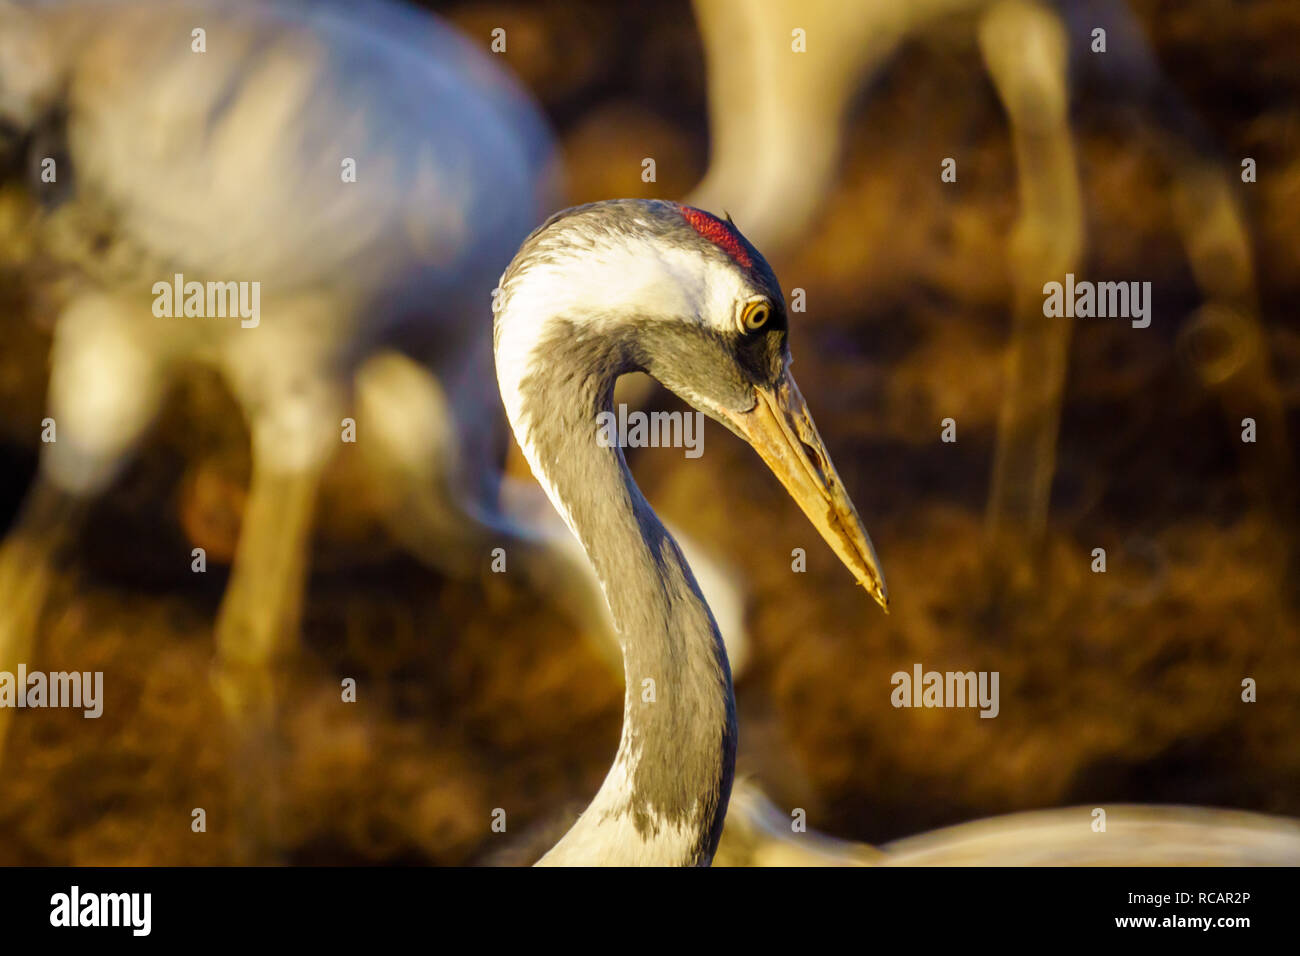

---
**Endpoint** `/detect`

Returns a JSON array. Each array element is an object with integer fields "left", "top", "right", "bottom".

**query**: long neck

[{"left": 509, "top": 324, "right": 737, "bottom": 866}]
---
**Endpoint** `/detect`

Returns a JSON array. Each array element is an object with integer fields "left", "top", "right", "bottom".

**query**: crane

[
  {"left": 493, "top": 198, "right": 888, "bottom": 864},
  {"left": 688, "top": 0, "right": 1291, "bottom": 583},
  {"left": 0, "top": 0, "right": 570, "bottom": 797},
  {"left": 714, "top": 778, "right": 1300, "bottom": 865}
]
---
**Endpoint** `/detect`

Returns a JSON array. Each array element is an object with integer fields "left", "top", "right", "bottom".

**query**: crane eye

[{"left": 740, "top": 299, "right": 771, "bottom": 333}]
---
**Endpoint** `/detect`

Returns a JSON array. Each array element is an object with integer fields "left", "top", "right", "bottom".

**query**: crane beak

[{"left": 720, "top": 368, "right": 889, "bottom": 611}]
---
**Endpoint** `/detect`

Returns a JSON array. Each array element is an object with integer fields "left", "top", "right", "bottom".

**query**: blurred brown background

[{"left": 0, "top": 0, "right": 1297, "bottom": 864}]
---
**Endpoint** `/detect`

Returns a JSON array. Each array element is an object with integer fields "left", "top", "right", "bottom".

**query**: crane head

[{"left": 496, "top": 198, "right": 888, "bottom": 610}]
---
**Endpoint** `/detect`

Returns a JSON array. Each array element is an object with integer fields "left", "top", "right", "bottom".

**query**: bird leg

[
  {"left": 212, "top": 363, "right": 340, "bottom": 857},
  {"left": 688, "top": 0, "right": 906, "bottom": 247},
  {"left": 0, "top": 292, "right": 165, "bottom": 762},
  {"left": 0, "top": 478, "right": 88, "bottom": 757},
  {"left": 354, "top": 350, "right": 502, "bottom": 579},
  {"left": 978, "top": 0, "right": 1083, "bottom": 594},
  {"left": 1169, "top": 162, "right": 1296, "bottom": 557},
  {"left": 1089, "top": 0, "right": 1298, "bottom": 585},
  {"left": 210, "top": 463, "right": 323, "bottom": 729}
]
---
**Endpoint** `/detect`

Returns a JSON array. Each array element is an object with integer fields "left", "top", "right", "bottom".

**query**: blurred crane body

[
  {"left": 689, "top": 0, "right": 1290, "bottom": 585},
  {"left": 0, "top": 0, "right": 569, "bottom": 797},
  {"left": 714, "top": 778, "right": 1300, "bottom": 866}
]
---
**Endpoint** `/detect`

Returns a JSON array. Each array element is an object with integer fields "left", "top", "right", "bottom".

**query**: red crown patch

[{"left": 679, "top": 206, "right": 753, "bottom": 269}]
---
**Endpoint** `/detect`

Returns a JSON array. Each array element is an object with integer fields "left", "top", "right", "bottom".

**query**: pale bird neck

[{"left": 501, "top": 317, "right": 736, "bottom": 866}]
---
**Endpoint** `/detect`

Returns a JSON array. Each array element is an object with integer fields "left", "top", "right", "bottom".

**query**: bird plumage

[
  {"left": 714, "top": 779, "right": 1300, "bottom": 866},
  {"left": 496, "top": 199, "right": 886, "bottom": 864},
  {"left": 0, "top": 0, "right": 558, "bottom": 784}
]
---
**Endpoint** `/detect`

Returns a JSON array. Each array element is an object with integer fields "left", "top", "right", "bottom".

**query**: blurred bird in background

[
  {"left": 687, "top": 0, "right": 1293, "bottom": 591},
  {"left": 0, "top": 0, "right": 561, "bottom": 848},
  {"left": 714, "top": 778, "right": 1300, "bottom": 865}
]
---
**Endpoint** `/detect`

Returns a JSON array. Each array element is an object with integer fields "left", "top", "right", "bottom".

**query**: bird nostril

[{"left": 800, "top": 438, "right": 828, "bottom": 482}]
